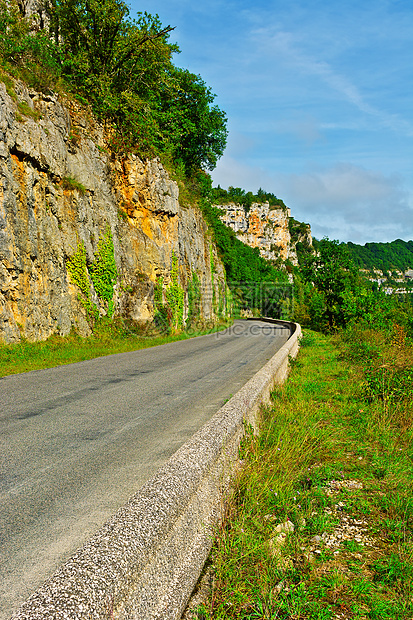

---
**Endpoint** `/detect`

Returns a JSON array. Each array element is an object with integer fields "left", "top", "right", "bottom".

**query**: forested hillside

[{"left": 346, "top": 239, "right": 413, "bottom": 274}]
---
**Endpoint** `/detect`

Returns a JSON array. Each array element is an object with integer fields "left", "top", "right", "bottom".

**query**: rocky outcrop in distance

[
  {"left": 215, "top": 202, "right": 312, "bottom": 266},
  {"left": 0, "top": 79, "right": 228, "bottom": 343}
]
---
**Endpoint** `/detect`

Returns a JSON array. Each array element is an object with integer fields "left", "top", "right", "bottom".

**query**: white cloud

[
  {"left": 138, "top": 0, "right": 413, "bottom": 245},
  {"left": 279, "top": 164, "right": 413, "bottom": 243}
]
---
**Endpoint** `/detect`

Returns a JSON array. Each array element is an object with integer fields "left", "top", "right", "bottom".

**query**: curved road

[{"left": 0, "top": 319, "right": 290, "bottom": 618}]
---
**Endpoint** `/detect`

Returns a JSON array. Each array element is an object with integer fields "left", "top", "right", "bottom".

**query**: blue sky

[{"left": 130, "top": 0, "right": 413, "bottom": 244}]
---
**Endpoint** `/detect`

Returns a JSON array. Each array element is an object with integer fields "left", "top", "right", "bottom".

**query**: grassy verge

[
  {"left": 0, "top": 319, "right": 231, "bottom": 377},
  {"left": 191, "top": 327, "right": 413, "bottom": 619}
]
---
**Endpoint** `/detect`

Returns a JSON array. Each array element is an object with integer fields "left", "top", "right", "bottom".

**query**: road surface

[{"left": 0, "top": 319, "right": 290, "bottom": 618}]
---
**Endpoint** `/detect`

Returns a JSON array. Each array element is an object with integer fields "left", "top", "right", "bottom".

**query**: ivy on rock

[
  {"left": 164, "top": 252, "right": 184, "bottom": 330},
  {"left": 89, "top": 227, "right": 118, "bottom": 318},
  {"left": 66, "top": 226, "right": 118, "bottom": 322}
]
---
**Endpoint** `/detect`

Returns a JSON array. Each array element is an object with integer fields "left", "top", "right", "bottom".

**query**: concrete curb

[{"left": 11, "top": 319, "right": 301, "bottom": 620}]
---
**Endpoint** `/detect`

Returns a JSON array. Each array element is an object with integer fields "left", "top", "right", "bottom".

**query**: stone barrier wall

[{"left": 10, "top": 319, "right": 301, "bottom": 620}]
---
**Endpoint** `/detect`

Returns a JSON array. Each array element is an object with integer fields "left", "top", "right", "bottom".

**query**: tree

[
  {"left": 157, "top": 67, "right": 227, "bottom": 172},
  {"left": 300, "top": 238, "right": 359, "bottom": 330},
  {"left": 47, "top": 0, "right": 175, "bottom": 150},
  {"left": 47, "top": 0, "right": 228, "bottom": 168},
  {"left": 50, "top": 0, "right": 175, "bottom": 87}
]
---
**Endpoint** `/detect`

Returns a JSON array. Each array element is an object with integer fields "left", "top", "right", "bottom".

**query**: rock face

[
  {"left": 0, "top": 79, "right": 228, "bottom": 343},
  {"left": 17, "top": 0, "right": 50, "bottom": 29},
  {"left": 216, "top": 202, "right": 312, "bottom": 265}
]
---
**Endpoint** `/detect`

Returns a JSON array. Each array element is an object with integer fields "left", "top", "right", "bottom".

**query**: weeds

[
  {"left": 17, "top": 99, "right": 40, "bottom": 120},
  {"left": 190, "top": 328, "right": 413, "bottom": 619},
  {"left": 61, "top": 176, "right": 87, "bottom": 194}
]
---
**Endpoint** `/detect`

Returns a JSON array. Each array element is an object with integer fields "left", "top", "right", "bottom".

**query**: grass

[
  {"left": 189, "top": 327, "right": 413, "bottom": 619},
  {"left": 61, "top": 176, "right": 87, "bottom": 194},
  {"left": 0, "top": 69, "right": 41, "bottom": 120},
  {"left": 0, "top": 68, "right": 17, "bottom": 99},
  {"left": 17, "top": 99, "right": 41, "bottom": 120},
  {"left": 0, "top": 318, "right": 232, "bottom": 377}
]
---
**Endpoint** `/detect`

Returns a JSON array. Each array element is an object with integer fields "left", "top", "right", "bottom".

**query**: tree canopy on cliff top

[
  {"left": 211, "top": 185, "right": 288, "bottom": 211},
  {"left": 0, "top": 0, "right": 227, "bottom": 173}
]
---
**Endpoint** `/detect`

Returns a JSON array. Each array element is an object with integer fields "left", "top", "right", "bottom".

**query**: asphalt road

[{"left": 0, "top": 319, "right": 290, "bottom": 618}]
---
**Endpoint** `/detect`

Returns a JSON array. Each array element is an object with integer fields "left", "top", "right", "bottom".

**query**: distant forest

[{"left": 344, "top": 240, "right": 413, "bottom": 274}]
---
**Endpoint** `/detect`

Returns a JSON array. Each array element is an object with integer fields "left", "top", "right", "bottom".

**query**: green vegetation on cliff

[
  {"left": 66, "top": 227, "right": 117, "bottom": 321},
  {"left": 0, "top": 0, "right": 227, "bottom": 173},
  {"left": 0, "top": 0, "right": 293, "bottom": 321}
]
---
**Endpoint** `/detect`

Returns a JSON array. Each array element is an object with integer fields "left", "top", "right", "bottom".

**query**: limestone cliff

[
  {"left": 0, "top": 79, "right": 228, "bottom": 343},
  {"left": 216, "top": 202, "right": 312, "bottom": 265}
]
